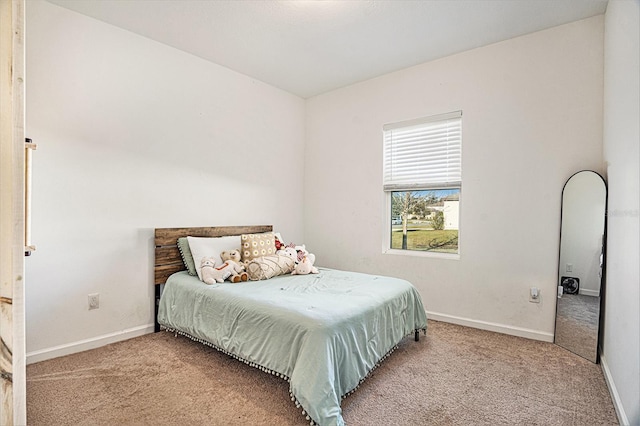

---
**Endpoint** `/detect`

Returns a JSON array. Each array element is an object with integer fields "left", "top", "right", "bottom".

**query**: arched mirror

[{"left": 555, "top": 171, "right": 606, "bottom": 363}]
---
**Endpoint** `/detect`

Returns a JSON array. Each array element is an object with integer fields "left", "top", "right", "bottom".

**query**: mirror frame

[{"left": 554, "top": 170, "right": 607, "bottom": 363}]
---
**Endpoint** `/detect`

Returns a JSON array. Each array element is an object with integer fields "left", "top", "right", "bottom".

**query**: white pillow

[{"left": 187, "top": 236, "right": 241, "bottom": 281}]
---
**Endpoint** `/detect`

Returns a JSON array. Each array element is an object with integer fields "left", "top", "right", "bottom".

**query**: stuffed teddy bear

[
  {"left": 220, "top": 249, "right": 245, "bottom": 269},
  {"left": 220, "top": 249, "right": 248, "bottom": 281},
  {"left": 291, "top": 255, "right": 319, "bottom": 275},
  {"left": 201, "top": 257, "right": 247, "bottom": 284}
]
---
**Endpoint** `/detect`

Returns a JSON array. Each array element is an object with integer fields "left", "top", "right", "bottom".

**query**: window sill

[{"left": 383, "top": 248, "right": 460, "bottom": 261}]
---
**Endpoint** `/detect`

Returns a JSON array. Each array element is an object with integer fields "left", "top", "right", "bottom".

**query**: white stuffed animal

[
  {"left": 277, "top": 246, "right": 316, "bottom": 266},
  {"left": 291, "top": 255, "right": 319, "bottom": 275},
  {"left": 201, "top": 257, "right": 246, "bottom": 284},
  {"left": 276, "top": 247, "right": 298, "bottom": 263},
  {"left": 294, "top": 244, "right": 316, "bottom": 265}
]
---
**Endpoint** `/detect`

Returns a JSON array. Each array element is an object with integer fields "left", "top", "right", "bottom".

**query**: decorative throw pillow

[
  {"left": 177, "top": 237, "right": 196, "bottom": 276},
  {"left": 241, "top": 233, "right": 276, "bottom": 262},
  {"left": 187, "top": 236, "right": 241, "bottom": 281},
  {"left": 245, "top": 254, "right": 295, "bottom": 281}
]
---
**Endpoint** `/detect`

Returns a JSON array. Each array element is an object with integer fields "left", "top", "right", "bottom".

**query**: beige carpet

[{"left": 27, "top": 320, "right": 618, "bottom": 425}]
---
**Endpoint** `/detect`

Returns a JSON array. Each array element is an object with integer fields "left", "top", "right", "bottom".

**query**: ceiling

[{"left": 46, "top": 0, "right": 608, "bottom": 98}]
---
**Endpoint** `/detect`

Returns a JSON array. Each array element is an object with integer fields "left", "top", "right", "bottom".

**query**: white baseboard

[
  {"left": 27, "top": 315, "right": 553, "bottom": 364},
  {"left": 26, "top": 324, "right": 155, "bottom": 365},
  {"left": 426, "top": 311, "right": 554, "bottom": 342},
  {"left": 579, "top": 288, "right": 600, "bottom": 297},
  {"left": 600, "top": 353, "right": 630, "bottom": 426}
]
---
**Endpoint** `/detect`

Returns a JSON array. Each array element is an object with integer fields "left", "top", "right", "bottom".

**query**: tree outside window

[{"left": 391, "top": 189, "right": 459, "bottom": 253}]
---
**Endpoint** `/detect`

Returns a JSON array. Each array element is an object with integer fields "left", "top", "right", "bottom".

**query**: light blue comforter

[{"left": 158, "top": 268, "right": 427, "bottom": 426}]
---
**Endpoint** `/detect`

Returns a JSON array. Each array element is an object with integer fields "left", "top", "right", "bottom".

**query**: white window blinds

[{"left": 383, "top": 111, "right": 462, "bottom": 191}]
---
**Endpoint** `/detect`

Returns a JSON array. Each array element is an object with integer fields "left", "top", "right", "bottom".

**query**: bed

[{"left": 154, "top": 226, "right": 427, "bottom": 426}]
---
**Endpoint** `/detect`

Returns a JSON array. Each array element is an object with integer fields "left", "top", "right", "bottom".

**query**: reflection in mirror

[{"left": 555, "top": 171, "right": 606, "bottom": 363}]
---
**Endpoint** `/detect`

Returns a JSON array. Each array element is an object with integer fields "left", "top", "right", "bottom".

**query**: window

[{"left": 383, "top": 111, "right": 462, "bottom": 255}]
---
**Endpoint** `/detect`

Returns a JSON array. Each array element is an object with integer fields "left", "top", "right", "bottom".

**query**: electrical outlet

[
  {"left": 88, "top": 293, "right": 99, "bottom": 310},
  {"left": 529, "top": 287, "right": 540, "bottom": 303}
]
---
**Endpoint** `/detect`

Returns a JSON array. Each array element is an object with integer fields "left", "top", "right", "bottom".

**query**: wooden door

[{"left": 0, "top": 0, "right": 26, "bottom": 423}]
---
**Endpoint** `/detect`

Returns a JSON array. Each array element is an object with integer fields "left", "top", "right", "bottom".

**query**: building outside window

[{"left": 383, "top": 111, "right": 462, "bottom": 255}]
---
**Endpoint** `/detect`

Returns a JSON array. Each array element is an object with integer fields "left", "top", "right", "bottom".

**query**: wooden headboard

[{"left": 153, "top": 224, "right": 272, "bottom": 331}]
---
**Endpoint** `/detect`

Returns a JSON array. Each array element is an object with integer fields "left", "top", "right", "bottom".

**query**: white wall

[
  {"left": 602, "top": 1, "right": 640, "bottom": 424},
  {"left": 305, "top": 16, "right": 604, "bottom": 341},
  {"left": 25, "top": 1, "right": 305, "bottom": 359}
]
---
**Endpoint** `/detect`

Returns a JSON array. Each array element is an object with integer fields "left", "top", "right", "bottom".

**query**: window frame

[{"left": 382, "top": 111, "right": 462, "bottom": 259}]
